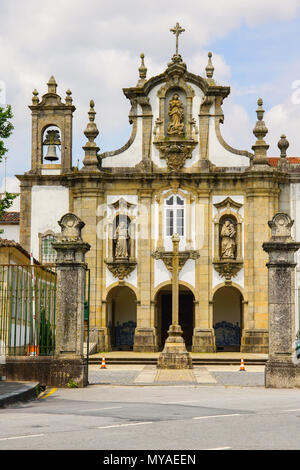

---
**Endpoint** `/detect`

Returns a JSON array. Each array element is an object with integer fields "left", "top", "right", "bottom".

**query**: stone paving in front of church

[{"left": 88, "top": 364, "right": 265, "bottom": 387}]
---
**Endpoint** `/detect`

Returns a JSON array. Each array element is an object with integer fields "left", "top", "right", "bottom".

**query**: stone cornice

[{"left": 15, "top": 165, "right": 291, "bottom": 190}]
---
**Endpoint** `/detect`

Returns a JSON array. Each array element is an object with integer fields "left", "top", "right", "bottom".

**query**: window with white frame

[
  {"left": 165, "top": 195, "right": 185, "bottom": 237},
  {"left": 41, "top": 234, "right": 57, "bottom": 264}
]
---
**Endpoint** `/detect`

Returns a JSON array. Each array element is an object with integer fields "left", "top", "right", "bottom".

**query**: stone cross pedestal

[
  {"left": 263, "top": 213, "right": 300, "bottom": 388},
  {"left": 157, "top": 234, "right": 193, "bottom": 369},
  {"left": 52, "top": 213, "right": 91, "bottom": 387}
]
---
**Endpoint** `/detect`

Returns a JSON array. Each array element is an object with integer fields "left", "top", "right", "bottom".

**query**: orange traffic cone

[
  {"left": 101, "top": 356, "right": 106, "bottom": 369},
  {"left": 239, "top": 357, "right": 246, "bottom": 371}
]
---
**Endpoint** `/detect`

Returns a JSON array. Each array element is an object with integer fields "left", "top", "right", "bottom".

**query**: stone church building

[{"left": 16, "top": 26, "right": 300, "bottom": 354}]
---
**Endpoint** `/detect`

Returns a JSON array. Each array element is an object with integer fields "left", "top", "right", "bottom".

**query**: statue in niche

[
  {"left": 114, "top": 221, "right": 129, "bottom": 259},
  {"left": 220, "top": 220, "right": 236, "bottom": 259},
  {"left": 167, "top": 93, "right": 184, "bottom": 136}
]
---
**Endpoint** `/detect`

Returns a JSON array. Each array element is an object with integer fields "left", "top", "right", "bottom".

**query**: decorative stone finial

[
  {"left": 268, "top": 213, "right": 294, "bottom": 240},
  {"left": 81, "top": 100, "right": 100, "bottom": 171},
  {"left": 65, "top": 89, "right": 72, "bottom": 105},
  {"left": 87, "top": 99, "right": 96, "bottom": 123},
  {"left": 47, "top": 75, "right": 57, "bottom": 94},
  {"left": 278, "top": 134, "right": 289, "bottom": 158},
  {"left": 206, "top": 52, "right": 214, "bottom": 79},
  {"left": 277, "top": 134, "right": 290, "bottom": 171},
  {"left": 57, "top": 213, "right": 85, "bottom": 242},
  {"left": 32, "top": 89, "right": 39, "bottom": 104},
  {"left": 251, "top": 98, "right": 270, "bottom": 168},
  {"left": 137, "top": 53, "right": 147, "bottom": 86}
]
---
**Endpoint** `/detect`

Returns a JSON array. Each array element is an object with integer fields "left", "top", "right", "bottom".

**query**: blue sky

[{"left": 1, "top": 0, "right": 300, "bottom": 193}]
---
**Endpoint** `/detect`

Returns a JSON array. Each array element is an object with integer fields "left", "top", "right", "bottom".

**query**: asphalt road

[{"left": 0, "top": 384, "right": 300, "bottom": 450}]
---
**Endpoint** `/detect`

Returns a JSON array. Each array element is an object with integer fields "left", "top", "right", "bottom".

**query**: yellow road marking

[{"left": 40, "top": 388, "right": 57, "bottom": 399}]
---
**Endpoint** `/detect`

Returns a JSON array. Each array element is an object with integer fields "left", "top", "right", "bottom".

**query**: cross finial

[{"left": 170, "top": 22, "right": 185, "bottom": 56}]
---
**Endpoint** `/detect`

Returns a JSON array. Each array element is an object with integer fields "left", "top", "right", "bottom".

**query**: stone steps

[{"left": 88, "top": 357, "right": 267, "bottom": 366}]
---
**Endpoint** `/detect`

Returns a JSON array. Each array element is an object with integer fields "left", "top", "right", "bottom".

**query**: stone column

[
  {"left": 193, "top": 190, "right": 215, "bottom": 352},
  {"left": 172, "top": 234, "right": 180, "bottom": 325},
  {"left": 157, "top": 234, "right": 193, "bottom": 369},
  {"left": 134, "top": 189, "right": 158, "bottom": 352},
  {"left": 263, "top": 213, "right": 300, "bottom": 388},
  {"left": 52, "top": 213, "right": 91, "bottom": 387}
]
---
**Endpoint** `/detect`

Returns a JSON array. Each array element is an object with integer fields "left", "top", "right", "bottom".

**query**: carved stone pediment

[
  {"left": 152, "top": 249, "right": 199, "bottom": 273},
  {"left": 154, "top": 140, "right": 197, "bottom": 172},
  {"left": 105, "top": 259, "right": 137, "bottom": 280},
  {"left": 108, "top": 197, "right": 136, "bottom": 212},
  {"left": 213, "top": 259, "right": 243, "bottom": 284},
  {"left": 213, "top": 197, "right": 243, "bottom": 213}
]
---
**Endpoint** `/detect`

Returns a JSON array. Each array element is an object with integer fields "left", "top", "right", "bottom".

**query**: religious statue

[
  {"left": 167, "top": 93, "right": 184, "bottom": 136},
  {"left": 220, "top": 220, "right": 236, "bottom": 259},
  {"left": 114, "top": 221, "right": 129, "bottom": 259}
]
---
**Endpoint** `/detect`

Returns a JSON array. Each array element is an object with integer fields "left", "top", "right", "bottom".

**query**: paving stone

[{"left": 211, "top": 371, "right": 265, "bottom": 387}]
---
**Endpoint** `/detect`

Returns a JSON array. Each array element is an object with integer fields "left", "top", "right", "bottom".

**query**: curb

[
  {"left": 0, "top": 382, "right": 40, "bottom": 408},
  {"left": 88, "top": 358, "right": 267, "bottom": 366}
]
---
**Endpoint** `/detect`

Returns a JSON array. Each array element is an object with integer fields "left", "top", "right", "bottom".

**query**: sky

[{"left": 1, "top": 0, "right": 300, "bottom": 193}]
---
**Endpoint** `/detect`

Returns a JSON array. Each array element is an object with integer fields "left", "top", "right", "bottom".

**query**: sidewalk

[
  {"left": 0, "top": 357, "right": 267, "bottom": 404},
  {"left": 88, "top": 364, "right": 266, "bottom": 387},
  {"left": 0, "top": 381, "right": 39, "bottom": 408},
  {"left": 91, "top": 351, "right": 268, "bottom": 360}
]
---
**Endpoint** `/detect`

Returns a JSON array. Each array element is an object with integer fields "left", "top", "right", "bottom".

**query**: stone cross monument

[
  {"left": 157, "top": 234, "right": 193, "bottom": 369},
  {"left": 263, "top": 213, "right": 300, "bottom": 388}
]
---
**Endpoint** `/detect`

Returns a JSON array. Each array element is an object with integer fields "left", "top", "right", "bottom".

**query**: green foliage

[
  {"left": 0, "top": 104, "right": 16, "bottom": 220},
  {"left": 67, "top": 380, "right": 79, "bottom": 388},
  {"left": 0, "top": 104, "right": 13, "bottom": 161},
  {"left": 38, "top": 308, "right": 55, "bottom": 356},
  {"left": 0, "top": 192, "right": 17, "bottom": 220}
]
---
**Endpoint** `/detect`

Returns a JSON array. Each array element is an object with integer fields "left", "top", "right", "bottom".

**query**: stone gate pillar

[
  {"left": 263, "top": 213, "right": 300, "bottom": 388},
  {"left": 52, "top": 213, "right": 91, "bottom": 387}
]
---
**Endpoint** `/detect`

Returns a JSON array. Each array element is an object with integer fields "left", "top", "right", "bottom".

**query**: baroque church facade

[{"left": 17, "top": 26, "right": 300, "bottom": 354}]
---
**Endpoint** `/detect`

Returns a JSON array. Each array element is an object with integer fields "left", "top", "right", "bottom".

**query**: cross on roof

[{"left": 170, "top": 22, "right": 185, "bottom": 56}]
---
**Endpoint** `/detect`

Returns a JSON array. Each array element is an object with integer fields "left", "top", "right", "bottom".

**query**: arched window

[
  {"left": 40, "top": 233, "right": 57, "bottom": 264},
  {"left": 42, "top": 125, "right": 61, "bottom": 164},
  {"left": 165, "top": 195, "right": 185, "bottom": 237}
]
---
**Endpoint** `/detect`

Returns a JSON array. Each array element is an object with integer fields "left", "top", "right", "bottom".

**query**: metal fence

[{"left": 0, "top": 265, "right": 57, "bottom": 356}]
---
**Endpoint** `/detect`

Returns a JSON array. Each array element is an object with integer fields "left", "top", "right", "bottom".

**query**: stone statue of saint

[
  {"left": 115, "top": 221, "right": 129, "bottom": 259},
  {"left": 221, "top": 220, "right": 236, "bottom": 259},
  {"left": 167, "top": 93, "right": 184, "bottom": 136}
]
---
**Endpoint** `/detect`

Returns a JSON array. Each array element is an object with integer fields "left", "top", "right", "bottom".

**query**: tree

[{"left": 0, "top": 104, "right": 17, "bottom": 221}]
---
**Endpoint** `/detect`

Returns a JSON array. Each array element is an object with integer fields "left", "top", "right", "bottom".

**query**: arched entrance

[
  {"left": 213, "top": 286, "right": 243, "bottom": 352},
  {"left": 106, "top": 286, "right": 137, "bottom": 350},
  {"left": 155, "top": 284, "right": 194, "bottom": 350}
]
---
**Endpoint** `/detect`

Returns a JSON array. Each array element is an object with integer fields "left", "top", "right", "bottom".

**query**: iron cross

[{"left": 170, "top": 22, "right": 185, "bottom": 55}]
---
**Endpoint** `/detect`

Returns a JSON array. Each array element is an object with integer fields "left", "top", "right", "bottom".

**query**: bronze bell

[
  {"left": 44, "top": 144, "right": 58, "bottom": 161},
  {"left": 43, "top": 129, "right": 61, "bottom": 162}
]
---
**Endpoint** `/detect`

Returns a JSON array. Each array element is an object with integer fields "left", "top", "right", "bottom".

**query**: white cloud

[
  {"left": 0, "top": 0, "right": 300, "bottom": 181},
  {"left": 0, "top": 176, "right": 20, "bottom": 194},
  {"left": 266, "top": 100, "right": 300, "bottom": 156},
  {"left": 221, "top": 102, "right": 253, "bottom": 153}
]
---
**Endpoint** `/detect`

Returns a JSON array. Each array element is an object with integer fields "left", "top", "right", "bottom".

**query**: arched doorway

[
  {"left": 213, "top": 286, "right": 243, "bottom": 352},
  {"left": 155, "top": 284, "right": 194, "bottom": 350},
  {"left": 106, "top": 286, "right": 137, "bottom": 350}
]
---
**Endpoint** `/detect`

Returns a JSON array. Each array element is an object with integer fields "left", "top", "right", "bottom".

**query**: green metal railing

[{"left": 0, "top": 265, "right": 57, "bottom": 356}]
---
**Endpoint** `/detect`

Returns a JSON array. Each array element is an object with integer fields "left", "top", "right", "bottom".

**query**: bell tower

[{"left": 29, "top": 76, "right": 76, "bottom": 174}]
